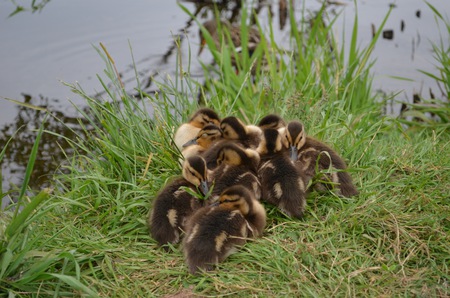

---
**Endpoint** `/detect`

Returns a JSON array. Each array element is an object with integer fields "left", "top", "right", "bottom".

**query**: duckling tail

[{"left": 337, "top": 172, "right": 359, "bottom": 197}]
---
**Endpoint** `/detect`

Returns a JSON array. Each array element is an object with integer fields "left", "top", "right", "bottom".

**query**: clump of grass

[
  {"left": 0, "top": 116, "right": 97, "bottom": 297},
  {"left": 1, "top": 2, "right": 449, "bottom": 297}
]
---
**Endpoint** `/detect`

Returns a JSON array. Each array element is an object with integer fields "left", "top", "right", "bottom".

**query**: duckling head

[
  {"left": 258, "top": 114, "right": 286, "bottom": 130},
  {"left": 220, "top": 116, "right": 248, "bottom": 140},
  {"left": 189, "top": 108, "right": 221, "bottom": 129},
  {"left": 257, "top": 128, "right": 284, "bottom": 155},
  {"left": 182, "top": 156, "right": 209, "bottom": 195},
  {"left": 217, "top": 185, "right": 255, "bottom": 216},
  {"left": 182, "top": 124, "right": 223, "bottom": 148},
  {"left": 216, "top": 143, "right": 260, "bottom": 170},
  {"left": 285, "top": 121, "right": 306, "bottom": 160}
]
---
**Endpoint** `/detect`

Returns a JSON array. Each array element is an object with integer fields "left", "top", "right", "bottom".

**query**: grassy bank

[{"left": 1, "top": 3, "right": 449, "bottom": 297}]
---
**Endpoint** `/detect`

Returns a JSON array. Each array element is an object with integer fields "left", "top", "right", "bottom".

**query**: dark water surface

[{"left": 1, "top": 0, "right": 449, "bottom": 198}]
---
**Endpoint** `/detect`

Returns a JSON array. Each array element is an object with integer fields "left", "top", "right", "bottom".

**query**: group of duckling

[{"left": 148, "top": 108, "right": 358, "bottom": 274}]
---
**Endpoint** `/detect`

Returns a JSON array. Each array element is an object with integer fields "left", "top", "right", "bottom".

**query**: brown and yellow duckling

[
  {"left": 181, "top": 123, "right": 223, "bottom": 161},
  {"left": 220, "top": 116, "right": 263, "bottom": 149},
  {"left": 284, "top": 121, "right": 359, "bottom": 197},
  {"left": 257, "top": 128, "right": 307, "bottom": 219},
  {"left": 210, "top": 142, "right": 261, "bottom": 201},
  {"left": 183, "top": 185, "right": 266, "bottom": 274},
  {"left": 148, "top": 156, "right": 210, "bottom": 250},
  {"left": 173, "top": 108, "right": 220, "bottom": 151}
]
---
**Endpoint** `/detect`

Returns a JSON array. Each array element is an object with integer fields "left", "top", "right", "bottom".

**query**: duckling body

[
  {"left": 148, "top": 156, "right": 209, "bottom": 250},
  {"left": 210, "top": 142, "right": 261, "bottom": 201},
  {"left": 284, "top": 121, "right": 358, "bottom": 197},
  {"left": 220, "top": 116, "right": 262, "bottom": 149},
  {"left": 257, "top": 128, "right": 307, "bottom": 219},
  {"left": 174, "top": 108, "right": 220, "bottom": 152},
  {"left": 183, "top": 185, "right": 266, "bottom": 274}
]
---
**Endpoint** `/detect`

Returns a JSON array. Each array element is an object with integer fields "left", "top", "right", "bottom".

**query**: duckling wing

[
  {"left": 183, "top": 209, "right": 247, "bottom": 274},
  {"left": 298, "top": 145, "right": 358, "bottom": 197},
  {"left": 258, "top": 156, "right": 306, "bottom": 219},
  {"left": 304, "top": 137, "right": 348, "bottom": 169},
  {"left": 149, "top": 179, "right": 203, "bottom": 248},
  {"left": 211, "top": 165, "right": 260, "bottom": 200}
]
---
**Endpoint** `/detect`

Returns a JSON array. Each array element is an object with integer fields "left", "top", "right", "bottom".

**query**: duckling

[
  {"left": 220, "top": 116, "right": 262, "bottom": 149},
  {"left": 210, "top": 142, "right": 261, "bottom": 201},
  {"left": 148, "top": 156, "right": 209, "bottom": 250},
  {"left": 284, "top": 121, "right": 359, "bottom": 197},
  {"left": 173, "top": 108, "right": 220, "bottom": 151},
  {"left": 257, "top": 128, "right": 307, "bottom": 219},
  {"left": 183, "top": 185, "right": 266, "bottom": 274},
  {"left": 180, "top": 124, "right": 223, "bottom": 161}
]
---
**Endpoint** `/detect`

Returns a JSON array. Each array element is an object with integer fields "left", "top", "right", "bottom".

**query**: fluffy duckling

[
  {"left": 183, "top": 185, "right": 266, "bottom": 274},
  {"left": 220, "top": 116, "right": 262, "bottom": 149},
  {"left": 173, "top": 108, "right": 220, "bottom": 151},
  {"left": 257, "top": 128, "right": 307, "bottom": 219},
  {"left": 210, "top": 142, "right": 261, "bottom": 201},
  {"left": 181, "top": 124, "right": 223, "bottom": 161},
  {"left": 148, "top": 156, "right": 209, "bottom": 250},
  {"left": 284, "top": 121, "right": 359, "bottom": 197}
]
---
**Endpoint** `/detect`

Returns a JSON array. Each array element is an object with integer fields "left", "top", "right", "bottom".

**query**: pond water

[{"left": 1, "top": 0, "right": 449, "bottom": 198}]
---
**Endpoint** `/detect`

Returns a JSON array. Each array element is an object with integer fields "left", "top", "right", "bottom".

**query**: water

[{"left": 1, "top": 0, "right": 449, "bottom": 197}]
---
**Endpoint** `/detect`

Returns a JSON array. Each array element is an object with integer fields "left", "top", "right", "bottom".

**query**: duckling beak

[
  {"left": 289, "top": 146, "right": 298, "bottom": 161},
  {"left": 198, "top": 39, "right": 206, "bottom": 56},
  {"left": 200, "top": 180, "right": 209, "bottom": 196},
  {"left": 209, "top": 201, "right": 220, "bottom": 207},
  {"left": 182, "top": 138, "right": 198, "bottom": 148}
]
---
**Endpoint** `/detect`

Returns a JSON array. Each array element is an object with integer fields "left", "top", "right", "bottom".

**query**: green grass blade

[{"left": 4, "top": 188, "right": 51, "bottom": 238}]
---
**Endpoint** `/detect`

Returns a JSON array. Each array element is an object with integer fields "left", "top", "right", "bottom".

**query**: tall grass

[
  {"left": 0, "top": 115, "right": 97, "bottom": 297},
  {"left": 399, "top": 2, "right": 450, "bottom": 128},
  {"left": 1, "top": 2, "right": 449, "bottom": 297}
]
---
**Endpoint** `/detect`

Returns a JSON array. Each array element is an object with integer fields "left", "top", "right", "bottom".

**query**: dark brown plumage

[
  {"left": 257, "top": 128, "right": 307, "bottom": 219},
  {"left": 258, "top": 114, "right": 286, "bottom": 130},
  {"left": 183, "top": 185, "right": 266, "bottom": 274},
  {"left": 220, "top": 116, "right": 262, "bottom": 149},
  {"left": 210, "top": 142, "right": 261, "bottom": 201},
  {"left": 148, "top": 156, "right": 209, "bottom": 250},
  {"left": 284, "top": 121, "right": 359, "bottom": 197}
]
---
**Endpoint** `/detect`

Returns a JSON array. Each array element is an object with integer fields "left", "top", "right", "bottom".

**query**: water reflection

[
  {"left": 1, "top": 94, "right": 91, "bottom": 194},
  {"left": 96, "top": 0, "right": 312, "bottom": 98}
]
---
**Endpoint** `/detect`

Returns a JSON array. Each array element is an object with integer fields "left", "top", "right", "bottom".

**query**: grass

[{"left": 1, "top": 2, "right": 449, "bottom": 297}]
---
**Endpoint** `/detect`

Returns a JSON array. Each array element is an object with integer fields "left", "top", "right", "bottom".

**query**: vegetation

[
  {"left": 7, "top": 0, "right": 51, "bottom": 17},
  {"left": 1, "top": 2, "right": 449, "bottom": 297}
]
